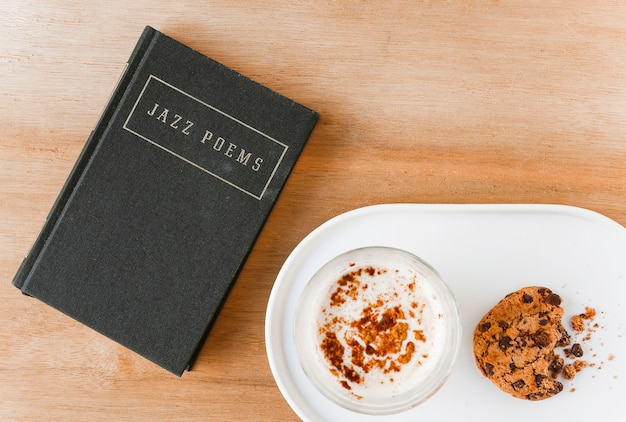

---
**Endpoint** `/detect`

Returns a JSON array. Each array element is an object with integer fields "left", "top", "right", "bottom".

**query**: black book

[{"left": 13, "top": 26, "right": 318, "bottom": 376}]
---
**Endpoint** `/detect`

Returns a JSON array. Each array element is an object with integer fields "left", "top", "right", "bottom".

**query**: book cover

[{"left": 13, "top": 26, "right": 319, "bottom": 376}]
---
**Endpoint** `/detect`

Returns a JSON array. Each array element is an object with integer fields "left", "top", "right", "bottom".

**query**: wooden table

[{"left": 2, "top": 2, "right": 625, "bottom": 420}]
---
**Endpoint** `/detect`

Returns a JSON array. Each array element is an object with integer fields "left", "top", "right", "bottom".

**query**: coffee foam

[
  {"left": 295, "top": 247, "right": 461, "bottom": 414},
  {"left": 311, "top": 263, "right": 448, "bottom": 399}
]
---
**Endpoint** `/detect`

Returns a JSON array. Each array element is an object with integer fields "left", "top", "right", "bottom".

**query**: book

[{"left": 13, "top": 26, "right": 319, "bottom": 376}]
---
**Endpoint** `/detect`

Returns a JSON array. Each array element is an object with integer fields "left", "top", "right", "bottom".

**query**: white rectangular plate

[{"left": 265, "top": 204, "right": 626, "bottom": 421}]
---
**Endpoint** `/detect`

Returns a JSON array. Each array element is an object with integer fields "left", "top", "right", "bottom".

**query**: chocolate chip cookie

[{"left": 473, "top": 286, "right": 571, "bottom": 400}]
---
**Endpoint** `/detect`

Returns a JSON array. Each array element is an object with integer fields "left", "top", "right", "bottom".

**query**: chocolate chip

[
  {"left": 498, "top": 320, "right": 509, "bottom": 330},
  {"left": 527, "top": 393, "right": 542, "bottom": 400},
  {"left": 539, "top": 318, "right": 549, "bottom": 325},
  {"left": 556, "top": 326, "right": 571, "bottom": 347},
  {"left": 532, "top": 330, "right": 551, "bottom": 348},
  {"left": 479, "top": 322, "right": 491, "bottom": 332},
  {"left": 498, "top": 336, "right": 513, "bottom": 350},
  {"left": 522, "top": 293, "right": 534, "bottom": 303},
  {"left": 512, "top": 379, "right": 526, "bottom": 390},
  {"left": 549, "top": 356, "right": 564, "bottom": 374},
  {"left": 571, "top": 343, "right": 583, "bottom": 358},
  {"left": 484, "top": 363, "right": 494, "bottom": 376},
  {"left": 510, "top": 363, "right": 517, "bottom": 371},
  {"left": 548, "top": 382, "right": 564, "bottom": 394},
  {"left": 545, "top": 293, "right": 562, "bottom": 306},
  {"left": 535, "top": 374, "right": 546, "bottom": 387}
]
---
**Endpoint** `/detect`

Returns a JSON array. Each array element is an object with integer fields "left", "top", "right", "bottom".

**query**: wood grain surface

[{"left": 1, "top": 1, "right": 625, "bottom": 420}]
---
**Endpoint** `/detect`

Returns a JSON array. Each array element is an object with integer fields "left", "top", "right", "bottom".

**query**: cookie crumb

[
  {"left": 573, "top": 360, "right": 588, "bottom": 372},
  {"left": 582, "top": 307, "right": 596, "bottom": 320},
  {"left": 571, "top": 314, "right": 585, "bottom": 332},
  {"left": 563, "top": 364, "right": 576, "bottom": 380}
]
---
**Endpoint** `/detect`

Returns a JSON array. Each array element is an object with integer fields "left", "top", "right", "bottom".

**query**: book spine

[{"left": 12, "top": 26, "right": 158, "bottom": 291}]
